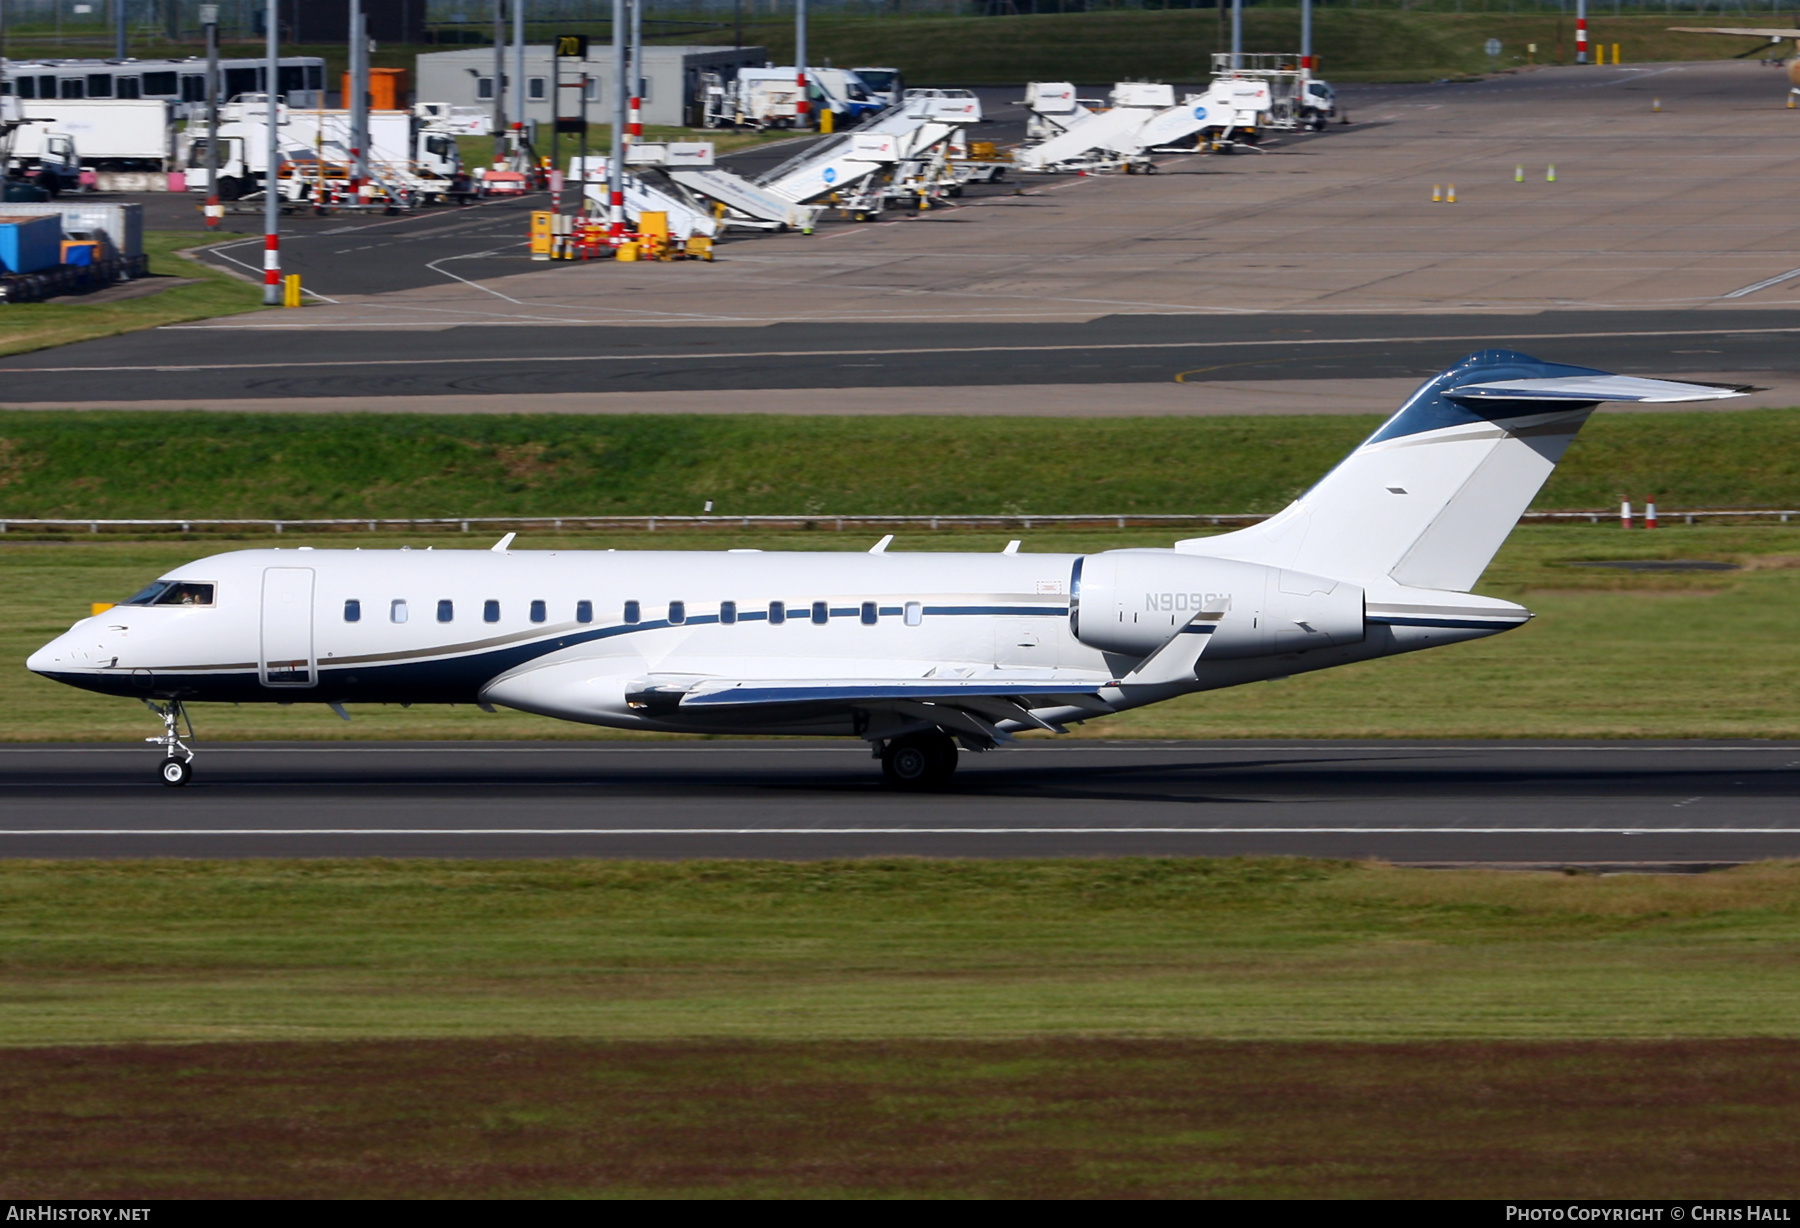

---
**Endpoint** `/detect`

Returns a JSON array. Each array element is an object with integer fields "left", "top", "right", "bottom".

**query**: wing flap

[{"left": 664, "top": 678, "right": 1116, "bottom": 708}]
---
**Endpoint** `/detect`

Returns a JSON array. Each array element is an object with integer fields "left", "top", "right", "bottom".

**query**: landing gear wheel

[
  {"left": 881, "top": 731, "right": 958, "bottom": 791},
  {"left": 160, "top": 758, "right": 192, "bottom": 787}
]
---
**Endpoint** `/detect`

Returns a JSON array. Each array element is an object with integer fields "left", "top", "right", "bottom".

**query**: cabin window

[
  {"left": 530, "top": 599, "right": 547, "bottom": 624},
  {"left": 720, "top": 601, "right": 737, "bottom": 625},
  {"left": 86, "top": 74, "right": 113, "bottom": 98},
  {"left": 390, "top": 599, "right": 408, "bottom": 624},
  {"left": 668, "top": 601, "right": 686, "bottom": 625},
  {"left": 116, "top": 75, "right": 141, "bottom": 99},
  {"left": 12, "top": 78, "right": 31, "bottom": 99},
  {"left": 904, "top": 601, "right": 923, "bottom": 627},
  {"left": 344, "top": 599, "right": 361, "bottom": 623},
  {"left": 861, "top": 601, "right": 878, "bottom": 626},
  {"left": 768, "top": 601, "right": 785, "bottom": 625},
  {"left": 222, "top": 68, "right": 254, "bottom": 99},
  {"left": 142, "top": 71, "right": 176, "bottom": 96},
  {"left": 437, "top": 600, "right": 454, "bottom": 623},
  {"left": 576, "top": 600, "right": 593, "bottom": 624},
  {"left": 624, "top": 600, "right": 640, "bottom": 624},
  {"left": 811, "top": 601, "right": 828, "bottom": 625},
  {"left": 59, "top": 78, "right": 85, "bottom": 99},
  {"left": 483, "top": 599, "right": 500, "bottom": 623}
]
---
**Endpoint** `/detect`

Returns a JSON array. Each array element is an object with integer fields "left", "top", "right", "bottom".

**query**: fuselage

[{"left": 28, "top": 544, "right": 1528, "bottom": 739}]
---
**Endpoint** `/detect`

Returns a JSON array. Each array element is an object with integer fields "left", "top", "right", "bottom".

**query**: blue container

[{"left": 0, "top": 215, "right": 64, "bottom": 275}]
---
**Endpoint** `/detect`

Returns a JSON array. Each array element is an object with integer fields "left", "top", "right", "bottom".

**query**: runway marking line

[
  {"left": 5, "top": 827, "right": 1800, "bottom": 836},
  {"left": 12, "top": 324, "right": 1800, "bottom": 375}
]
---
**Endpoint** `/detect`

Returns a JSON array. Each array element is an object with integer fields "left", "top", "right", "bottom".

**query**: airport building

[{"left": 414, "top": 44, "right": 768, "bottom": 130}]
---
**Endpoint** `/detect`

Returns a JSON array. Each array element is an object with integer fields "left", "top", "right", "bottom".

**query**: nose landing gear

[{"left": 145, "top": 699, "right": 195, "bottom": 787}]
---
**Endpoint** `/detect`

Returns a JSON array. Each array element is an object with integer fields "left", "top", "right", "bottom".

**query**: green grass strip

[
  {"left": 4, "top": 858, "right": 1800, "bottom": 1046},
  {"left": 3, "top": 408, "right": 1798, "bottom": 520}
]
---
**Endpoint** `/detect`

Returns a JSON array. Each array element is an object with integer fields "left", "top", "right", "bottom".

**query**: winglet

[
  {"left": 491, "top": 532, "right": 516, "bottom": 553},
  {"left": 869, "top": 534, "right": 894, "bottom": 554}
]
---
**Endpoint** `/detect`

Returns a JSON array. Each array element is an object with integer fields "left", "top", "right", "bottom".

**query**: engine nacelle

[{"left": 1071, "top": 552, "right": 1365, "bottom": 660}]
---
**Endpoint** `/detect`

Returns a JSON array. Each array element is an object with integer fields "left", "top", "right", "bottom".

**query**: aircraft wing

[
  {"left": 627, "top": 675, "right": 1120, "bottom": 742},
  {"left": 1443, "top": 374, "right": 1751, "bottom": 403},
  {"left": 1668, "top": 26, "right": 1800, "bottom": 39}
]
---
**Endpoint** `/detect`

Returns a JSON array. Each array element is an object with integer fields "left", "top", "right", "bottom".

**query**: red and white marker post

[
  {"left": 1576, "top": 0, "right": 1589, "bottom": 64},
  {"left": 1620, "top": 499, "right": 1633, "bottom": 529}
]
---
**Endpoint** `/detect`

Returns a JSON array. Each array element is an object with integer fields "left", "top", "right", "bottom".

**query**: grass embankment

[
  {"left": 0, "top": 231, "right": 262, "bottom": 360},
  {"left": 8, "top": 521, "right": 1800, "bottom": 741},
  {"left": 670, "top": 10, "right": 1784, "bottom": 83},
  {"left": 3, "top": 408, "right": 1799, "bottom": 519}
]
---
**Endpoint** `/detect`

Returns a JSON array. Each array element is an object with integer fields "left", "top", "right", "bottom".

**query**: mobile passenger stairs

[
  {"left": 658, "top": 88, "right": 983, "bottom": 229},
  {"left": 1012, "top": 79, "right": 1273, "bottom": 172}
]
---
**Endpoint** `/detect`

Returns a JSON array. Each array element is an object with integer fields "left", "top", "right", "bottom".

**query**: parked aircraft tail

[{"left": 1178, "top": 350, "right": 1744, "bottom": 592}]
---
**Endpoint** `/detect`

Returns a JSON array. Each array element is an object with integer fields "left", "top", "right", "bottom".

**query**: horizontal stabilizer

[
  {"left": 1667, "top": 26, "right": 1800, "bottom": 38},
  {"left": 1444, "top": 375, "right": 1750, "bottom": 403}
]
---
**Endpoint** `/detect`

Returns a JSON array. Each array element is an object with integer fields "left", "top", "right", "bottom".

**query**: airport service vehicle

[
  {"left": 0, "top": 56, "right": 326, "bottom": 113},
  {"left": 181, "top": 98, "right": 463, "bottom": 204},
  {"left": 572, "top": 147, "right": 720, "bottom": 240},
  {"left": 1207, "top": 53, "right": 1334, "bottom": 133},
  {"left": 29, "top": 351, "right": 1744, "bottom": 790},
  {"left": 851, "top": 67, "right": 904, "bottom": 108},
  {"left": 1016, "top": 81, "right": 1251, "bottom": 172},
  {"left": 7, "top": 98, "right": 172, "bottom": 171},
  {"left": 807, "top": 68, "right": 884, "bottom": 124}
]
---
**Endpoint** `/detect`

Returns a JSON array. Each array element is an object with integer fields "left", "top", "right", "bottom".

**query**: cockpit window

[{"left": 121, "top": 581, "right": 215, "bottom": 607}]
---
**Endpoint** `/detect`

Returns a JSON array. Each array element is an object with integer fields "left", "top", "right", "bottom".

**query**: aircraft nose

[{"left": 27, "top": 633, "right": 74, "bottom": 675}]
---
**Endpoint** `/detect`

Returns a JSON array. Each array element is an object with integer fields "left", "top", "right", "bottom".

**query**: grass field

[
  {"left": 0, "top": 232, "right": 263, "bottom": 360},
  {"left": 3, "top": 1036, "right": 1797, "bottom": 1197},
  {"left": 5, "top": 857, "right": 1800, "bottom": 1046},
  {"left": 4, "top": 408, "right": 1798, "bottom": 519},
  {"left": 6, "top": 858, "right": 1800, "bottom": 1196},
  {"left": 6, "top": 520, "right": 1799, "bottom": 741}
]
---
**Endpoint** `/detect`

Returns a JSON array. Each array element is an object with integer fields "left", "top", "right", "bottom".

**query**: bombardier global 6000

[{"left": 29, "top": 351, "right": 1742, "bottom": 788}]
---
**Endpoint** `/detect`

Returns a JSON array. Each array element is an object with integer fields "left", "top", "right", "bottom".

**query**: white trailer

[{"left": 8, "top": 99, "right": 171, "bottom": 168}]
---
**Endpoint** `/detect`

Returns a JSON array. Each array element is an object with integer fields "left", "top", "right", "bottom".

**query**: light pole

[
  {"left": 512, "top": 0, "right": 524, "bottom": 162},
  {"left": 262, "top": 0, "right": 281, "bottom": 306},
  {"left": 203, "top": 3, "right": 220, "bottom": 229},
  {"left": 795, "top": 0, "right": 808, "bottom": 130},
  {"left": 349, "top": 0, "right": 368, "bottom": 192},
  {"left": 1230, "top": 0, "right": 1242, "bottom": 71},
  {"left": 114, "top": 0, "right": 126, "bottom": 60},
  {"left": 1301, "top": 0, "right": 1312, "bottom": 66},
  {"left": 608, "top": 0, "right": 626, "bottom": 240},
  {"left": 492, "top": 0, "right": 505, "bottom": 164}
]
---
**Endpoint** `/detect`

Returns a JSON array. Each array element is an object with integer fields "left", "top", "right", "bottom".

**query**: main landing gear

[
  {"left": 880, "top": 730, "right": 959, "bottom": 791},
  {"left": 145, "top": 698, "right": 195, "bottom": 787}
]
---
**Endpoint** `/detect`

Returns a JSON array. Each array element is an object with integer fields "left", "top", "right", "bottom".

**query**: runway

[
  {"left": 2, "top": 308, "right": 1797, "bottom": 403},
  {"left": 6, "top": 740, "right": 1798, "bottom": 863}
]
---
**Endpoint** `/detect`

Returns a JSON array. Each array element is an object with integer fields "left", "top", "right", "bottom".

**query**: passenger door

[{"left": 260, "top": 567, "right": 316, "bottom": 687}]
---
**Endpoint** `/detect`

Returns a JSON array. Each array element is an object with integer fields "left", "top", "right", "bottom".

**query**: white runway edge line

[
  {"left": 7, "top": 827, "right": 1800, "bottom": 836},
  {"left": 10, "top": 324, "right": 1800, "bottom": 375}
]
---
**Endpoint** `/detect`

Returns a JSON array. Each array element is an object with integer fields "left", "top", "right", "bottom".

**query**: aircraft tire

[
  {"left": 882, "top": 731, "right": 958, "bottom": 790},
  {"left": 159, "top": 759, "right": 192, "bottom": 787}
]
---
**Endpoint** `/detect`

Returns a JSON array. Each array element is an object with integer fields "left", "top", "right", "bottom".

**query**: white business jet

[{"left": 28, "top": 350, "right": 1741, "bottom": 789}]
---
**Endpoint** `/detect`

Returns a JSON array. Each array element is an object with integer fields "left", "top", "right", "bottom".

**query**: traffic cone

[
  {"left": 1514, "top": 165, "right": 1524, "bottom": 182},
  {"left": 1447, "top": 184, "right": 1457, "bottom": 203},
  {"left": 1547, "top": 165, "right": 1557, "bottom": 182},
  {"left": 1432, "top": 184, "right": 1442, "bottom": 202}
]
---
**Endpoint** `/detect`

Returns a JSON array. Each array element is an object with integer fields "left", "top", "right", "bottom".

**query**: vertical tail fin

[{"left": 1178, "top": 350, "right": 1743, "bottom": 592}]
